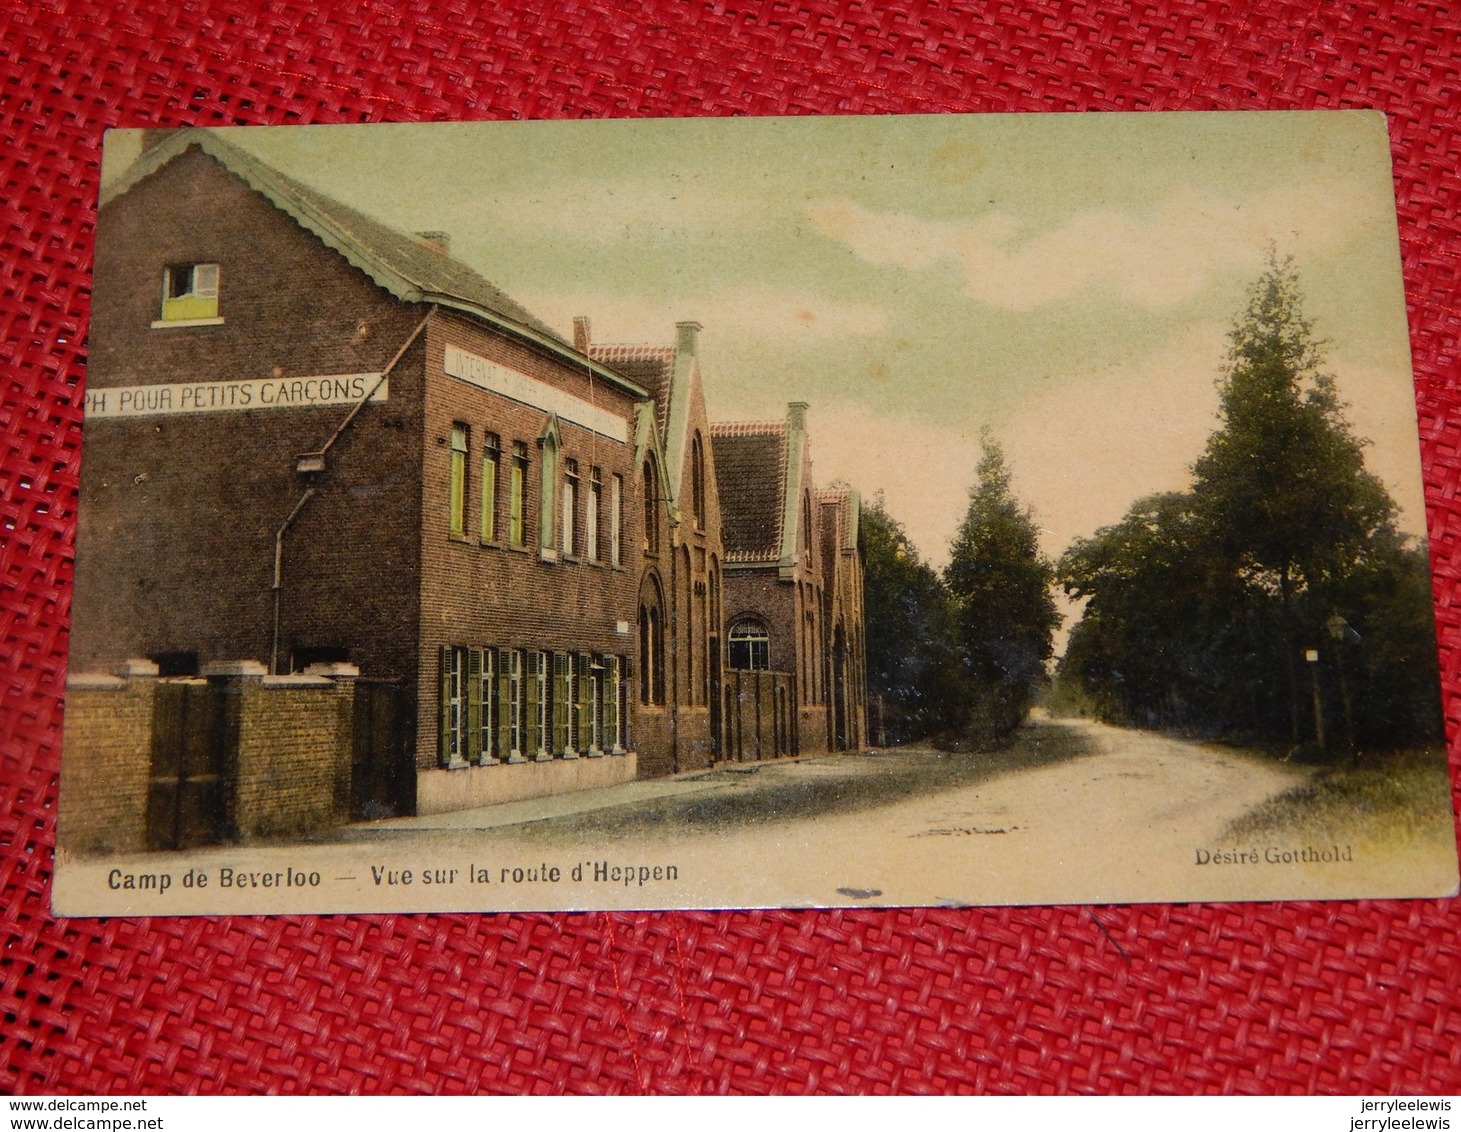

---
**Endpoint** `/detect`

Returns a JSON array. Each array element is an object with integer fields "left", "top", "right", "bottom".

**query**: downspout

[
  {"left": 268, "top": 307, "right": 436, "bottom": 675},
  {"left": 270, "top": 488, "right": 316, "bottom": 675},
  {"left": 669, "top": 524, "right": 679, "bottom": 774},
  {"left": 298, "top": 306, "right": 436, "bottom": 470}
]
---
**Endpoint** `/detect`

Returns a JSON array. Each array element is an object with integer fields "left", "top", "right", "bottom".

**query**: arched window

[
  {"left": 728, "top": 618, "right": 770, "bottom": 671},
  {"left": 539, "top": 423, "right": 559, "bottom": 554},
  {"left": 639, "top": 575, "right": 666, "bottom": 704}
]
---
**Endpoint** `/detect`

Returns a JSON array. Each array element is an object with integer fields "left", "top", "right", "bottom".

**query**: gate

[
  {"left": 146, "top": 680, "right": 232, "bottom": 850},
  {"left": 351, "top": 679, "right": 414, "bottom": 820}
]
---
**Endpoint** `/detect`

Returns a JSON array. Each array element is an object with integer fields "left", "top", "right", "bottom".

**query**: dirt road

[{"left": 53, "top": 714, "right": 1457, "bottom": 916}]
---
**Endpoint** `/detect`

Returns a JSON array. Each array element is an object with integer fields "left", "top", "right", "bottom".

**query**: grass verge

[{"left": 1222, "top": 747, "right": 1456, "bottom": 850}]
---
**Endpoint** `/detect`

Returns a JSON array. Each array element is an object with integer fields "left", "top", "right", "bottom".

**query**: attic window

[{"left": 154, "top": 263, "right": 222, "bottom": 326}]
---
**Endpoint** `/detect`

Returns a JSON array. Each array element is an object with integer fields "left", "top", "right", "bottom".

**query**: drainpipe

[
  {"left": 268, "top": 307, "right": 435, "bottom": 675},
  {"left": 297, "top": 307, "right": 435, "bottom": 471},
  {"left": 270, "top": 488, "right": 316, "bottom": 675}
]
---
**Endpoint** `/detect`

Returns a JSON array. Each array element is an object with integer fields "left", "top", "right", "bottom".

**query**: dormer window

[{"left": 155, "top": 263, "right": 222, "bottom": 326}]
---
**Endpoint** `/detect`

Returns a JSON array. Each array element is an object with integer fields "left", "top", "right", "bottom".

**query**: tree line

[
  {"left": 861, "top": 433, "right": 1059, "bottom": 750},
  {"left": 863, "top": 257, "right": 1442, "bottom": 755}
]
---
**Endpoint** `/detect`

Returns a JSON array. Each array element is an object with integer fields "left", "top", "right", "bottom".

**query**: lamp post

[
  {"left": 1304, "top": 647, "right": 1325, "bottom": 752},
  {"left": 1327, "top": 614, "right": 1358, "bottom": 763}
]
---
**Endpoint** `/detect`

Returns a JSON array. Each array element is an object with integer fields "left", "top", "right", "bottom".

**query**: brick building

[
  {"left": 711, "top": 407, "right": 868, "bottom": 755},
  {"left": 66, "top": 127, "right": 867, "bottom": 843},
  {"left": 583, "top": 318, "right": 728, "bottom": 776}
]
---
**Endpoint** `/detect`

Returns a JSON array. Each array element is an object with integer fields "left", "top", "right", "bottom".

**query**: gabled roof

[
  {"left": 710, "top": 421, "right": 787, "bottom": 564},
  {"left": 589, "top": 322, "right": 704, "bottom": 507},
  {"left": 589, "top": 344, "right": 675, "bottom": 443},
  {"left": 103, "top": 128, "right": 645, "bottom": 399},
  {"left": 816, "top": 486, "right": 861, "bottom": 552}
]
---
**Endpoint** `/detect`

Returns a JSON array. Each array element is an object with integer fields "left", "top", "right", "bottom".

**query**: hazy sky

[{"left": 106, "top": 112, "right": 1425, "bottom": 581}]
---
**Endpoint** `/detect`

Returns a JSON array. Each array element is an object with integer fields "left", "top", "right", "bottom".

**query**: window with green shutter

[
  {"left": 440, "top": 646, "right": 467, "bottom": 767},
  {"left": 575, "top": 654, "right": 592, "bottom": 756},
  {"left": 449, "top": 425, "right": 468, "bottom": 538},
  {"left": 480, "top": 648, "right": 499, "bottom": 765},
  {"left": 480, "top": 435, "right": 499, "bottom": 543},
  {"left": 588, "top": 654, "right": 605, "bottom": 755},
  {"left": 604, "top": 656, "right": 622, "bottom": 754}
]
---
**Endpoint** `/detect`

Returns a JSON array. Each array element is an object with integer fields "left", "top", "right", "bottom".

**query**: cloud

[
  {"left": 480, "top": 178, "right": 769, "bottom": 245},
  {"left": 999, "top": 326, "right": 1229, "bottom": 556},
  {"left": 807, "top": 179, "right": 1381, "bottom": 312},
  {"left": 516, "top": 286, "right": 893, "bottom": 347}
]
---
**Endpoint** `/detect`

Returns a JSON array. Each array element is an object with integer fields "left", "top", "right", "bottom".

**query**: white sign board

[
  {"left": 84, "top": 373, "right": 386, "bottom": 418},
  {"left": 443, "top": 345, "right": 627, "bottom": 444}
]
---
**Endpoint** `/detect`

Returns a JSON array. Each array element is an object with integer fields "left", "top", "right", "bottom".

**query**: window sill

[
  {"left": 539, "top": 548, "right": 559, "bottom": 564},
  {"left": 150, "top": 317, "right": 226, "bottom": 329}
]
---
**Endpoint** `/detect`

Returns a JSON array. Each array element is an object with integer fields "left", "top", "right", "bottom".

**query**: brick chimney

[
  {"left": 786, "top": 401, "right": 809, "bottom": 432},
  {"left": 415, "top": 231, "right": 450, "bottom": 256},
  {"left": 573, "top": 316, "right": 592, "bottom": 353},
  {"left": 676, "top": 320, "right": 702, "bottom": 359}
]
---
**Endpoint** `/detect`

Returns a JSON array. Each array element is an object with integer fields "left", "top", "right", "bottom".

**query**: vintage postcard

[{"left": 54, "top": 112, "right": 1458, "bottom": 916}]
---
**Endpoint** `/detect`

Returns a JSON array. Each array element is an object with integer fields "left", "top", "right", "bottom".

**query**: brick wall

[
  {"left": 413, "top": 314, "right": 644, "bottom": 773},
  {"left": 57, "top": 674, "right": 157, "bottom": 855},
  {"left": 58, "top": 663, "right": 361, "bottom": 851},
  {"left": 723, "top": 670, "right": 796, "bottom": 762},
  {"left": 634, "top": 705, "right": 673, "bottom": 778},
  {"left": 76, "top": 147, "right": 428, "bottom": 680},
  {"left": 232, "top": 672, "right": 356, "bottom": 842}
]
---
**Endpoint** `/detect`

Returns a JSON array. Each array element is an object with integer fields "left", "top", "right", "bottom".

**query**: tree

[
  {"left": 859, "top": 497, "right": 959, "bottom": 744},
  {"left": 944, "top": 433, "right": 1061, "bottom": 746},
  {"left": 1191, "top": 254, "right": 1401, "bottom": 743},
  {"left": 1058, "top": 256, "right": 1442, "bottom": 751},
  {"left": 1058, "top": 492, "right": 1217, "bottom": 729}
]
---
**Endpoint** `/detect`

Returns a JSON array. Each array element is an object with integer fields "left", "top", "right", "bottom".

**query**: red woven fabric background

[{"left": 3, "top": 0, "right": 1460, "bottom": 1095}]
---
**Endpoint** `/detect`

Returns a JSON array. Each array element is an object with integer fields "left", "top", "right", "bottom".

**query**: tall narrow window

[
  {"left": 510, "top": 442, "right": 528, "bottom": 548},
  {"left": 639, "top": 598, "right": 666, "bottom": 706},
  {"left": 562, "top": 458, "right": 579, "bottom": 557},
  {"left": 615, "top": 656, "right": 629, "bottom": 752},
  {"left": 479, "top": 648, "right": 499, "bottom": 765},
  {"left": 652, "top": 608, "right": 665, "bottom": 704},
  {"left": 610, "top": 474, "right": 623, "bottom": 567},
  {"left": 566, "top": 654, "right": 580, "bottom": 753},
  {"left": 588, "top": 655, "right": 605, "bottom": 754},
  {"left": 448, "top": 425, "right": 468, "bottom": 538},
  {"left": 540, "top": 430, "right": 559, "bottom": 555},
  {"left": 553, "top": 653, "right": 572, "bottom": 756},
  {"left": 587, "top": 467, "right": 602, "bottom": 562},
  {"left": 643, "top": 460, "right": 660, "bottom": 555},
  {"left": 605, "top": 656, "right": 622, "bottom": 754},
  {"left": 508, "top": 650, "right": 524, "bottom": 758},
  {"left": 160, "top": 263, "right": 220, "bottom": 322},
  {"left": 533, "top": 651, "right": 550, "bottom": 759},
  {"left": 441, "top": 646, "right": 467, "bottom": 766},
  {"left": 480, "top": 434, "right": 499, "bottom": 542},
  {"left": 691, "top": 433, "right": 706, "bottom": 529}
]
